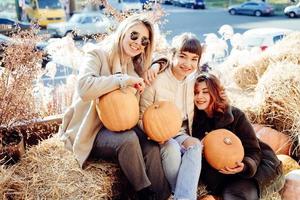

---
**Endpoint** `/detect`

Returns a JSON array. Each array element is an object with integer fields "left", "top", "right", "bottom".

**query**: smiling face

[
  {"left": 122, "top": 23, "right": 150, "bottom": 59},
  {"left": 171, "top": 51, "right": 199, "bottom": 80},
  {"left": 194, "top": 81, "right": 211, "bottom": 114}
]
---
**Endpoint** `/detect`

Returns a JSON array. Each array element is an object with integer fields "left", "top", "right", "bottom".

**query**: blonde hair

[{"left": 101, "top": 14, "right": 155, "bottom": 76}]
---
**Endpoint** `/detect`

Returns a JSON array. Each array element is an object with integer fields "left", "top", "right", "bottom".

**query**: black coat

[{"left": 192, "top": 106, "right": 283, "bottom": 196}]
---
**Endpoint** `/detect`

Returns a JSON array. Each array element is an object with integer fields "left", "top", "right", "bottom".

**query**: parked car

[
  {"left": 242, "top": 28, "right": 292, "bottom": 51},
  {"left": 284, "top": 2, "right": 300, "bottom": 18},
  {"left": 173, "top": 0, "right": 186, "bottom": 7},
  {"left": 0, "top": 17, "right": 31, "bottom": 35},
  {"left": 185, "top": 0, "right": 205, "bottom": 9},
  {"left": 47, "top": 12, "right": 112, "bottom": 38},
  {"left": 228, "top": 1, "right": 274, "bottom": 17},
  {"left": 107, "top": 0, "right": 143, "bottom": 12}
]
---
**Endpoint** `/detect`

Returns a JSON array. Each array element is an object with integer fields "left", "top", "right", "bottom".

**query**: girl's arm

[
  {"left": 77, "top": 50, "right": 143, "bottom": 101},
  {"left": 138, "top": 84, "right": 156, "bottom": 131},
  {"left": 234, "top": 110, "right": 262, "bottom": 178}
]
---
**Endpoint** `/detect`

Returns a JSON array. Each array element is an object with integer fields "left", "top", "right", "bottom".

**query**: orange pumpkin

[
  {"left": 255, "top": 127, "right": 292, "bottom": 155},
  {"left": 96, "top": 87, "right": 139, "bottom": 132},
  {"left": 277, "top": 154, "right": 300, "bottom": 175},
  {"left": 280, "top": 169, "right": 300, "bottom": 200},
  {"left": 251, "top": 124, "right": 264, "bottom": 133},
  {"left": 200, "top": 195, "right": 218, "bottom": 200},
  {"left": 203, "top": 129, "right": 244, "bottom": 170},
  {"left": 143, "top": 101, "right": 182, "bottom": 143}
]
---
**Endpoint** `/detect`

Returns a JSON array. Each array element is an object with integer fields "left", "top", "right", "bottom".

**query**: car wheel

[
  {"left": 288, "top": 12, "right": 296, "bottom": 18},
  {"left": 229, "top": 9, "right": 236, "bottom": 15},
  {"left": 254, "top": 10, "right": 262, "bottom": 17}
]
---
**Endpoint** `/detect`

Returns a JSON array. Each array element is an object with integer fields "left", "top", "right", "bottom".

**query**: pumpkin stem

[{"left": 223, "top": 137, "right": 232, "bottom": 145}]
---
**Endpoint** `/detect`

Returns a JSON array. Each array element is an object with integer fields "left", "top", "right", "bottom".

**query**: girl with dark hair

[
  {"left": 139, "top": 32, "right": 203, "bottom": 200},
  {"left": 192, "top": 73, "right": 284, "bottom": 200}
]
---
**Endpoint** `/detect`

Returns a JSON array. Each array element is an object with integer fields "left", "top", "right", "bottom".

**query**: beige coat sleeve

[
  {"left": 77, "top": 50, "right": 120, "bottom": 101},
  {"left": 138, "top": 84, "right": 156, "bottom": 131},
  {"left": 152, "top": 51, "right": 170, "bottom": 73}
]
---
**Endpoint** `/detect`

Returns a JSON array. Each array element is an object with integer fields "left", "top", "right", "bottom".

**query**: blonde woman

[{"left": 59, "top": 14, "right": 170, "bottom": 199}]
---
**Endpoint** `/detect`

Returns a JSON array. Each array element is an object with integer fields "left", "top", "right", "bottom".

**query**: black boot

[{"left": 136, "top": 187, "right": 157, "bottom": 200}]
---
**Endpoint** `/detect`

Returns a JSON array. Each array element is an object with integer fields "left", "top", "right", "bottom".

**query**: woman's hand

[
  {"left": 125, "top": 76, "right": 145, "bottom": 94},
  {"left": 219, "top": 162, "right": 244, "bottom": 174},
  {"left": 142, "top": 63, "right": 160, "bottom": 86}
]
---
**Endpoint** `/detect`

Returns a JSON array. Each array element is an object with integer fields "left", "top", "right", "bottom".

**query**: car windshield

[
  {"left": 123, "top": 0, "right": 140, "bottom": 3},
  {"left": 297, "top": 2, "right": 300, "bottom": 7},
  {"left": 69, "top": 14, "right": 82, "bottom": 23},
  {"left": 38, "top": 0, "right": 62, "bottom": 9}
]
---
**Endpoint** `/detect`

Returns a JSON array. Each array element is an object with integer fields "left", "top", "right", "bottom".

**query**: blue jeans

[{"left": 160, "top": 134, "right": 203, "bottom": 200}]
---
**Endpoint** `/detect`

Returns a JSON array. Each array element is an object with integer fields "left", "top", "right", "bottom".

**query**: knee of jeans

[
  {"left": 119, "top": 130, "right": 140, "bottom": 149},
  {"left": 160, "top": 141, "right": 181, "bottom": 163},
  {"left": 186, "top": 142, "right": 203, "bottom": 152}
]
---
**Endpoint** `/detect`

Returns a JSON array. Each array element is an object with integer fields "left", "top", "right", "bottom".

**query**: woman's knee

[
  {"left": 118, "top": 130, "right": 140, "bottom": 151},
  {"left": 160, "top": 140, "right": 181, "bottom": 161},
  {"left": 182, "top": 137, "right": 202, "bottom": 150}
]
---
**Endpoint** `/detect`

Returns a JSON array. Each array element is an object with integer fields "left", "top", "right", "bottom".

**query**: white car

[
  {"left": 47, "top": 12, "right": 112, "bottom": 38},
  {"left": 284, "top": 2, "right": 300, "bottom": 18},
  {"left": 108, "top": 0, "right": 143, "bottom": 12},
  {"left": 242, "top": 28, "right": 292, "bottom": 51}
]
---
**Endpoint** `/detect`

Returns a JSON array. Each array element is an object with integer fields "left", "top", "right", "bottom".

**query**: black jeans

[{"left": 90, "top": 127, "right": 171, "bottom": 200}]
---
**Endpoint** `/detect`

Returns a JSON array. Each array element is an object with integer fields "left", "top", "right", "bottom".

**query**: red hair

[{"left": 195, "top": 73, "right": 228, "bottom": 116}]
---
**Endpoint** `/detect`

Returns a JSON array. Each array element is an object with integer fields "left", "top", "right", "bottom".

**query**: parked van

[{"left": 24, "top": 0, "right": 65, "bottom": 27}]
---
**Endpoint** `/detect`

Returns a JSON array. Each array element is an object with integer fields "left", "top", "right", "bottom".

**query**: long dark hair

[{"left": 194, "top": 73, "right": 228, "bottom": 116}]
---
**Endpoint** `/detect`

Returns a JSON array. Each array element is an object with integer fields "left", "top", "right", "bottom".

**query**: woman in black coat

[{"left": 192, "top": 73, "right": 284, "bottom": 200}]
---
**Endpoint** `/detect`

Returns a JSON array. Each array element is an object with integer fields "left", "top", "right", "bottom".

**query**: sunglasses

[{"left": 130, "top": 31, "right": 150, "bottom": 47}]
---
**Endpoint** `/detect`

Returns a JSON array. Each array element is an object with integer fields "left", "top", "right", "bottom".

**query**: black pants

[
  {"left": 90, "top": 127, "right": 171, "bottom": 200},
  {"left": 222, "top": 179, "right": 259, "bottom": 200},
  {"left": 201, "top": 160, "right": 259, "bottom": 200}
]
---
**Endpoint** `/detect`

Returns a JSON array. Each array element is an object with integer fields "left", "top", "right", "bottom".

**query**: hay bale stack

[
  {"left": 233, "top": 31, "right": 300, "bottom": 90},
  {"left": 248, "top": 62, "right": 300, "bottom": 139},
  {"left": 269, "top": 32, "right": 300, "bottom": 65},
  {"left": 0, "top": 135, "right": 128, "bottom": 200}
]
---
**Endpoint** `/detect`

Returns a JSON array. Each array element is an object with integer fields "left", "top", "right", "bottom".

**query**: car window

[
  {"left": 69, "top": 15, "right": 81, "bottom": 23},
  {"left": 246, "top": 3, "right": 258, "bottom": 6},
  {"left": 93, "top": 16, "right": 103, "bottom": 23},
  {"left": 273, "top": 35, "right": 284, "bottom": 43},
  {"left": 81, "top": 17, "right": 93, "bottom": 24}
]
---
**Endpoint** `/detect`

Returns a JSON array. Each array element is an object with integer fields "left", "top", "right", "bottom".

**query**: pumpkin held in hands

[
  {"left": 96, "top": 87, "right": 139, "bottom": 132},
  {"left": 143, "top": 101, "right": 182, "bottom": 143},
  {"left": 203, "top": 129, "right": 244, "bottom": 170}
]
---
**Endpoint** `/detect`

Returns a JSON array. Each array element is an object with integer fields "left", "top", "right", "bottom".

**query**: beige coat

[
  {"left": 139, "top": 67, "right": 196, "bottom": 136},
  {"left": 59, "top": 46, "right": 140, "bottom": 168}
]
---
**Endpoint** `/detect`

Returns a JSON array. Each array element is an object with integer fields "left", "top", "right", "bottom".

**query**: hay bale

[
  {"left": 232, "top": 32, "right": 300, "bottom": 90},
  {"left": 233, "top": 55, "right": 271, "bottom": 90},
  {"left": 0, "top": 135, "right": 129, "bottom": 200},
  {"left": 252, "top": 62, "right": 300, "bottom": 134},
  {"left": 268, "top": 32, "right": 300, "bottom": 65}
]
